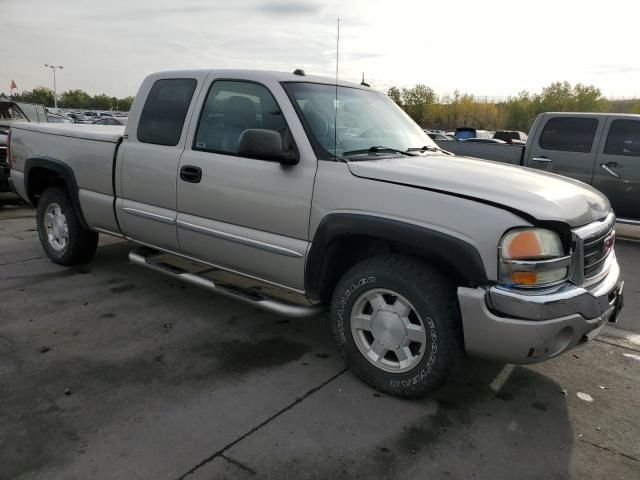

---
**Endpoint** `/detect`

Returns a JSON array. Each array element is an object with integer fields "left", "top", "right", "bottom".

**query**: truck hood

[{"left": 347, "top": 155, "right": 610, "bottom": 227}]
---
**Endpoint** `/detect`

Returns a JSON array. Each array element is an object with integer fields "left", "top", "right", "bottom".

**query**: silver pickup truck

[
  {"left": 437, "top": 112, "right": 640, "bottom": 223},
  {"left": 8, "top": 70, "right": 624, "bottom": 398}
]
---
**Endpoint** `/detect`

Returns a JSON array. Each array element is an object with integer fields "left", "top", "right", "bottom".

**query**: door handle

[
  {"left": 180, "top": 165, "right": 202, "bottom": 183},
  {"left": 600, "top": 162, "right": 621, "bottom": 179},
  {"left": 531, "top": 156, "right": 552, "bottom": 163}
]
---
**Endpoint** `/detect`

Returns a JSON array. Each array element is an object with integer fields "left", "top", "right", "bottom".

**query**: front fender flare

[{"left": 305, "top": 213, "right": 488, "bottom": 301}]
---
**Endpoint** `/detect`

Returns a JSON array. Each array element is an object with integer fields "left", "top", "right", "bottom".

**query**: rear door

[
  {"left": 592, "top": 117, "right": 640, "bottom": 220},
  {"left": 116, "top": 74, "right": 204, "bottom": 250},
  {"left": 175, "top": 76, "right": 317, "bottom": 290},
  {"left": 525, "top": 115, "right": 605, "bottom": 184}
]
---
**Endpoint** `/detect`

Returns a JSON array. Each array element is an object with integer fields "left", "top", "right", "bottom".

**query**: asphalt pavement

[{"left": 1, "top": 198, "right": 639, "bottom": 480}]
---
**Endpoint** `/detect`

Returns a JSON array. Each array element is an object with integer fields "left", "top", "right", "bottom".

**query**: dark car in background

[
  {"left": 66, "top": 113, "right": 93, "bottom": 124},
  {"left": 454, "top": 127, "right": 493, "bottom": 140},
  {"left": 462, "top": 138, "right": 507, "bottom": 144},
  {"left": 426, "top": 132, "right": 456, "bottom": 141},
  {"left": 93, "top": 117, "right": 127, "bottom": 126},
  {"left": 47, "top": 114, "right": 74, "bottom": 124},
  {"left": 493, "top": 130, "right": 528, "bottom": 144}
]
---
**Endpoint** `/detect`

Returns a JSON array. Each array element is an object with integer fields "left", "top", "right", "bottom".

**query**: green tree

[
  {"left": 92, "top": 94, "right": 113, "bottom": 110},
  {"left": 401, "top": 84, "right": 436, "bottom": 125},
  {"left": 58, "top": 89, "right": 92, "bottom": 109},
  {"left": 572, "top": 84, "right": 609, "bottom": 112},
  {"left": 387, "top": 86, "right": 402, "bottom": 106},
  {"left": 13, "top": 87, "right": 55, "bottom": 107},
  {"left": 536, "top": 81, "right": 574, "bottom": 112},
  {"left": 499, "top": 91, "right": 537, "bottom": 132}
]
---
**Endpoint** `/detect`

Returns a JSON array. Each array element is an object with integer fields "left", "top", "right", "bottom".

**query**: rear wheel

[
  {"left": 36, "top": 187, "right": 98, "bottom": 265},
  {"left": 330, "top": 255, "right": 462, "bottom": 398}
]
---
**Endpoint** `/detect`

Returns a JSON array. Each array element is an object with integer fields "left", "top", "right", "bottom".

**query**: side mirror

[{"left": 237, "top": 129, "right": 298, "bottom": 165}]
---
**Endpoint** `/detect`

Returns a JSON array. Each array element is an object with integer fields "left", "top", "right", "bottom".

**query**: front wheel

[
  {"left": 330, "top": 255, "right": 463, "bottom": 398},
  {"left": 36, "top": 186, "right": 99, "bottom": 265}
]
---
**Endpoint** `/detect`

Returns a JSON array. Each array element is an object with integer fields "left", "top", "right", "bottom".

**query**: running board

[
  {"left": 617, "top": 218, "right": 640, "bottom": 226},
  {"left": 128, "top": 247, "right": 325, "bottom": 319}
]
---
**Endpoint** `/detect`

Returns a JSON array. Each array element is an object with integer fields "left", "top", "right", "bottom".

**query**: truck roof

[
  {"left": 147, "top": 69, "right": 372, "bottom": 91},
  {"left": 543, "top": 111, "right": 640, "bottom": 119}
]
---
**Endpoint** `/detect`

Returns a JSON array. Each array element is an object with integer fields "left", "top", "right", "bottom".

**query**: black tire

[
  {"left": 36, "top": 186, "right": 99, "bottom": 265},
  {"left": 330, "top": 254, "right": 463, "bottom": 398}
]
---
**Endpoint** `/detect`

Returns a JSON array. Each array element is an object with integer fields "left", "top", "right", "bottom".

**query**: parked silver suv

[{"left": 8, "top": 69, "right": 624, "bottom": 398}]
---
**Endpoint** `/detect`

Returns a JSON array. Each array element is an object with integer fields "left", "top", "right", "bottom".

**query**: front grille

[{"left": 582, "top": 225, "right": 614, "bottom": 281}]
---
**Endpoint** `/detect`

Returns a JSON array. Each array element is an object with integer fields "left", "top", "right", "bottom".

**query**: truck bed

[
  {"left": 10, "top": 123, "right": 125, "bottom": 234},
  {"left": 435, "top": 140, "right": 524, "bottom": 165},
  {"left": 11, "top": 122, "right": 125, "bottom": 143}
]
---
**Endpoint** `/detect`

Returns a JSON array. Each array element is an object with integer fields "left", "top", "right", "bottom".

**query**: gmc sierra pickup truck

[
  {"left": 437, "top": 112, "right": 640, "bottom": 223},
  {"left": 8, "top": 70, "right": 624, "bottom": 398}
]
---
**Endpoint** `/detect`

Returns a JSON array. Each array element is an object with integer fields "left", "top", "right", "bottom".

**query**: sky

[{"left": 2, "top": 0, "right": 640, "bottom": 99}]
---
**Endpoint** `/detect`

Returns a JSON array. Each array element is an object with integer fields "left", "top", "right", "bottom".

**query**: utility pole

[{"left": 44, "top": 64, "right": 64, "bottom": 109}]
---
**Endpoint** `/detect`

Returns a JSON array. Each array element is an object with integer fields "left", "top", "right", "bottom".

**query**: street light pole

[{"left": 44, "top": 64, "right": 64, "bottom": 109}]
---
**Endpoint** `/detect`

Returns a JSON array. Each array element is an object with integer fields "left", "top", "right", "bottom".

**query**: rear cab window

[
  {"left": 137, "top": 78, "right": 197, "bottom": 146},
  {"left": 604, "top": 119, "right": 640, "bottom": 157},
  {"left": 539, "top": 117, "right": 599, "bottom": 153}
]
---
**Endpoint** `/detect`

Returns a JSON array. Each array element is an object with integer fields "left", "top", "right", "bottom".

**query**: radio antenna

[{"left": 334, "top": 18, "right": 340, "bottom": 157}]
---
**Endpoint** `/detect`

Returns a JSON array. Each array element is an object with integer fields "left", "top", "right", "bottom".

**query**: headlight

[{"left": 499, "top": 228, "right": 571, "bottom": 287}]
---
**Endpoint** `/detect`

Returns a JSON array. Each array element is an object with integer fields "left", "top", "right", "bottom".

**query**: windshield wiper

[
  {"left": 342, "top": 146, "right": 416, "bottom": 157},
  {"left": 407, "top": 145, "right": 452, "bottom": 155}
]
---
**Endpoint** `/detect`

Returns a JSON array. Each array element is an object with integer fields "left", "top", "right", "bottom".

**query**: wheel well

[
  {"left": 314, "top": 234, "right": 469, "bottom": 303},
  {"left": 27, "top": 167, "right": 66, "bottom": 205}
]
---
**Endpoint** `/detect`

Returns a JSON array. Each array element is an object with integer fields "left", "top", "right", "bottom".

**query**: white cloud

[{"left": 3, "top": 0, "right": 640, "bottom": 98}]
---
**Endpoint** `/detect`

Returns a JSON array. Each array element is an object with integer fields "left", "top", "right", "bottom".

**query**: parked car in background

[
  {"left": 1, "top": 100, "right": 48, "bottom": 192},
  {"left": 435, "top": 112, "right": 640, "bottom": 222},
  {"left": 493, "top": 130, "right": 528, "bottom": 144},
  {"left": 47, "top": 114, "right": 74, "bottom": 124},
  {"left": 8, "top": 69, "right": 624, "bottom": 398},
  {"left": 454, "top": 127, "right": 493, "bottom": 140},
  {"left": 66, "top": 113, "right": 93, "bottom": 124},
  {"left": 427, "top": 132, "right": 456, "bottom": 141},
  {"left": 462, "top": 138, "right": 506, "bottom": 144},
  {"left": 93, "top": 117, "right": 127, "bottom": 126}
]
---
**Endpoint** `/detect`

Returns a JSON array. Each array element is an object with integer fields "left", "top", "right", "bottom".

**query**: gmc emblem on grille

[{"left": 602, "top": 233, "right": 615, "bottom": 255}]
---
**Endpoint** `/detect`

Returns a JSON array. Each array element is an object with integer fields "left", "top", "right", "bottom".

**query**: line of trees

[
  {"left": 388, "top": 81, "right": 640, "bottom": 132},
  {"left": 5, "top": 81, "right": 638, "bottom": 130},
  {"left": 1, "top": 87, "right": 134, "bottom": 112}
]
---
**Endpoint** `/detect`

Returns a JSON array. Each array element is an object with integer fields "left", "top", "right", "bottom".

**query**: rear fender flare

[{"left": 24, "top": 156, "right": 89, "bottom": 230}]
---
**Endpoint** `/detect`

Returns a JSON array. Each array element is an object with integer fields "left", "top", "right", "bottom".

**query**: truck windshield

[{"left": 283, "top": 82, "right": 437, "bottom": 160}]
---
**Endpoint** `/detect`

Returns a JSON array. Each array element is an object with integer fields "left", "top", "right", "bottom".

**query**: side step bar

[
  {"left": 128, "top": 247, "right": 325, "bottom": 319},
  {"left": 617, "top": 218, "right": 640, "bottom": 226}
]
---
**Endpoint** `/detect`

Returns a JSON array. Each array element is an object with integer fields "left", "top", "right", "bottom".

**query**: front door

[
  {"left": 176, "top": 78, "right": 317, "bottom": 291},
  {"left": 593, "top": 117, "right": 640, "bottom": 220},
  {"left": 526, "top": 115, "right": 605, "bottom": 185}
]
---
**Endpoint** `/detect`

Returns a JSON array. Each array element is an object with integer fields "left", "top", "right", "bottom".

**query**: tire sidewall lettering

[
  {"left": 389, "top": 316, "right": 438, "bottom": 388},
  {"left": 336, "top": 276, "right": 376, "bottom": 344}
]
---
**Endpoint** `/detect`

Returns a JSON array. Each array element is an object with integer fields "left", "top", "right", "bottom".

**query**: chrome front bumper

[{"left": 457, "top": 255, "right": 623, "bottom": 364}]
